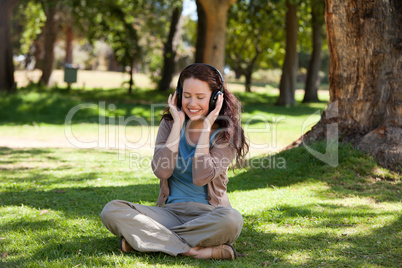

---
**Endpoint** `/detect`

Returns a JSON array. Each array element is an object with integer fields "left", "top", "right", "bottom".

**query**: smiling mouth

[{"left": 188, "top": 109, "right": 201, "bottom": 114}]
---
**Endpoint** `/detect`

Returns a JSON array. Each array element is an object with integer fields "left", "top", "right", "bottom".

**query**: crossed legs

[{"left": 100, "top": 200, "right": 243, "bottom": 259}]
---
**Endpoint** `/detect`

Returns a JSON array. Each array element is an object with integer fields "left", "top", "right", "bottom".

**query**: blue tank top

[{"left": 167, "top": 120, "right": 219, "bottom": 204}]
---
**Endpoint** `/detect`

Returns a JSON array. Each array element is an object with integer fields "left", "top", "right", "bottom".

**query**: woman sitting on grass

[{"left": 100, "top": 63, "right": 249, "bottom": 260}]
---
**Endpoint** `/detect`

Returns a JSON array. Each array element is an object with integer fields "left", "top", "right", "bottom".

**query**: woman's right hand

[{"left": 168, "top": 91, "right": 185, "bottom": 126}]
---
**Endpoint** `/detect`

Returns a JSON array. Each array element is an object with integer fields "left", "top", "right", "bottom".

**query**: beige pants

[{"left": 100, "top": 200, "right": 243, "bottom": 256}]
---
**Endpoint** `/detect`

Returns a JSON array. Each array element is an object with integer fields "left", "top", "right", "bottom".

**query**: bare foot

[
  {"left": 119, "top": 237, "right": 134, "bottom": 253},
  {"left": 181, "top": 244, "right": 236, "bottom": 260}
]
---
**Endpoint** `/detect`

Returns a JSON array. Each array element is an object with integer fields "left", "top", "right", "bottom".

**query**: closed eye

[{"left": 183, "top": 96, "right": 205, "bottom": 100}]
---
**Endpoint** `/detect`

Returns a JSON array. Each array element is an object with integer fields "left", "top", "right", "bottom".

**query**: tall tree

[
  {"left": 62, "top": 4, "right": 75, "bottom": 65},
  {"left": 276, "top": 0, "right": 298, "bottom": 106},
  {"left": 106, "top": 3, "right": 140, "bottom": 94},
  {"left": 39, "top": 0, "right": 60, "bottom": 85},
  {"left": 0, "top": 0, "right": 19, "bottom": 92},
  {"left": 301, "top": 0, "right": 401, "bottom": 170},
  {"left": 64, "top": 25, "right": 73, "bottom": 64},
  {"left": 197, "top": 0, "right": 236, "bottom": 72},
  {"left": 195, "top": 0, "right": 206, "bottom": 63},
  {"left": 158, "top": 3, "right": 183, "bottom": 92},
  {"left": 303, "top": 0, "right": 325, "bottom": 103},
  {"left": 226, "top": 0, "right": 279, "bottom": 92},
  {"left": 80, "top": 0, "right": 141, "bottom": 94}
]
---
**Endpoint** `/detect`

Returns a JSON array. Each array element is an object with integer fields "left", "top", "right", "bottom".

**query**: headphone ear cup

[
  {"left": 176, "top": 84, "right": 182, "bottom": 110},
  {"left": 209, "top": 91, "right": 222, "bottom": 112}
]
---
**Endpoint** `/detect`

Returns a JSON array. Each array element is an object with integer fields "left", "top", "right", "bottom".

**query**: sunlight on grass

[
  {"left": 15, "top": 69, "right": 154, "bottom": 90},
  {"left": 2, "top": 80, "right": 401, "bottom": 267},
  {"left": 1, "top": 143, "right": 400, "bottom": 267},
  {"left": 0, "top": 84, "right": 329, "bottom": 158}
]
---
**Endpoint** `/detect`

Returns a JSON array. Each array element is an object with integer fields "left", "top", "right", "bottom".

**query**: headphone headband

[{"left": 177, "top": 63, "right": 224, "bottom": 92}]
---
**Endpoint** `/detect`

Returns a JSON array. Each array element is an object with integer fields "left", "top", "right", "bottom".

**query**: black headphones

[{"left": 176, "top": 63, "right": 224, "bottom": 113}]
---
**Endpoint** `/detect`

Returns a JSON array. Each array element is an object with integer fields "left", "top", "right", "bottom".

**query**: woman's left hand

[{"left": 204, "top": 93, "right": 224, "bottom": 130}]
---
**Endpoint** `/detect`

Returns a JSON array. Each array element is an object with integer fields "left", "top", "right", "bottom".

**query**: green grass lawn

[
  {"left": 0, "top": 144, "right": 400, "bottom": 267},
  {"left": 0, "top": 83, "right": 328, "bottom": 157},
  {"left": 1, "top": 84, "right": 401, "bottom": 267}
]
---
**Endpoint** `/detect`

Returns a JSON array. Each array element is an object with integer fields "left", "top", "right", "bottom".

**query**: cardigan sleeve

[
  {"left": 151, "top": 119, "right": 178, "bottom": 180},
  {"left": 192, "top": 141, "right": 236, "bottom": 186}
]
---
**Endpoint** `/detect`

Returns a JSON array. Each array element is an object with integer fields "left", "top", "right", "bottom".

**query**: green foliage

[
  {"left": 181, "top": 16, "right": 197, "bottom": 48},
  {"left": 12, "top": 0, "right": 182, "bottom": 75},
  {"left": 73, "top": 0, "right": 182, "bottom": 78},
  {"left": 80, "top": 0, "right": 141, "bottom": 68},
  {"left": 226, "top": 0, "right": 286, "bottom": 73},
  {"left": 298, "top": 0, "right": 328, "bottom": 68},
  {"left": 13, "top": 1, "right": 46, "bottom": 55},
  {"left": 297, "top": 0, "right": 313, "bottom": 53}
]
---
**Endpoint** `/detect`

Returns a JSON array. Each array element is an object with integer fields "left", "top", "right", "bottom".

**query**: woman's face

[{"left": 181, "top": 78, "right": 212, "bottom": 121}]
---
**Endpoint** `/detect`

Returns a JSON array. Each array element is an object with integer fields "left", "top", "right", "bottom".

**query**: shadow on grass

[
  {"left": 0, "top": 85, "right": 327, "bottom": 127},
  {"left": 238, "top": 213, "right": 401, "bottom": 266},
  {"left": 0, "top": 91, "right": 161, "bottom": 126},
  {"left": 0, "top": 147, "right": 56, "bottom": 157},
  {"left": 229, "top": 142, "right": 401, "bottom": 203},
  {"left": 2, "top": 235, "right": 209, "bottom": 267},
  {"left": 3, "top": 203, "right": 399, "bottom": 267},
  {"left": 1, "top": 145, "right": 400, "bottom": 267},
  {"left": 0, "top": 183, "right": 160, "bottom": 218}
]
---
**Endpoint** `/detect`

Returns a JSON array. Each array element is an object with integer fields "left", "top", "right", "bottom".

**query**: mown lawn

[
  {"left": 0, "top": 84, "right": 401, "bottom": 267},
  {"left": 0, "top": 84, "right": 328, "bottom": 156},
  {"left": 0, "top": 143, "right": 400, "bottom": 267}
]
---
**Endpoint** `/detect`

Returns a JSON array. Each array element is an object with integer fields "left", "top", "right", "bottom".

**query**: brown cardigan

[{"left": 151, "top": 119, "right": 236, "bottom": 208}]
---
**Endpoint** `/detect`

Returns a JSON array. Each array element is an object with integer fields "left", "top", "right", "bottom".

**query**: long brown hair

[{"left": 161, "top": 63, "right": 249, "bottom": 167}]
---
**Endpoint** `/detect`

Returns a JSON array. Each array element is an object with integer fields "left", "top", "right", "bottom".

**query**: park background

[{"left": 0, "top": 0, "right": 401, "bottom": 267}]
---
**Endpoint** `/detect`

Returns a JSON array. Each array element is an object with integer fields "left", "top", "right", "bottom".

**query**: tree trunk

[
  {"left": 195, "top": 0, "right": 206, "bottom": 63},
  {"left": 65, "top": 25, "right": 73, "bottom": 64},
  {"left": 0, "top": 0, "right": 18, "bottom": 92},
  {"left": 198, "top": 0, "right": 236, "bottom": 72},
  {"left": 303, "top": 0, "right": 324, "bottom": 103},
  {"left": 276, "top": 1, "right": 298, "bottom": 106},
  {"left": 244, "top": 72, "right": 251, "bottom": 93},
  {"left": 34, "top": 36, "right": 44, "bottom": 70},
  {"left": 128, "top": 63, "right": 133, "bottom": 95},
  {"left": 243, "top": 49, "right": 261, "bottom": 93},
  {"left": 298, "top": 0, "right": 402, "bottom": 171},
  {"left": 40, "top": 0, "right": 60, "bottom": 86},
  {"left": 158, "top": 4, "right": 183, "bottom": 92}
]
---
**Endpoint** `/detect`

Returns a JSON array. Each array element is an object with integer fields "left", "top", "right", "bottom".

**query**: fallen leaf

[
  {"left": 40, "top": 210, "right": 49, "bottom": 215},
  {"left": 2, "top": 252, "right": 7, "bottom": 259}
]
